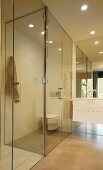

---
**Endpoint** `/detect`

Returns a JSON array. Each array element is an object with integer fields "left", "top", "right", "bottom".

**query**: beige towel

[{"left": 6, "top": 56, "right": 19, "bottom": 102}]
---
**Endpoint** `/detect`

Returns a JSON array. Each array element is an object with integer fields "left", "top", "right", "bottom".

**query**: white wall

[{"left": 5, "top": 24, "right": 44, "bottom": 143}]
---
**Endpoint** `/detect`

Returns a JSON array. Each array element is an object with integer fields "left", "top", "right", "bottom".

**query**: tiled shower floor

[{"left": 0, "top": 145, "right": 43, "bottom": 170}]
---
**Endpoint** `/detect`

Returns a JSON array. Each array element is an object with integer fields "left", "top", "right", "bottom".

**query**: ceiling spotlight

[
  {"left": 99, "top": 51, "right": 103, "bottom": 54},
  {"left": 94, "top": 41, "right": 99, "bottom": 44},
  {"left": 41, "top": 31, "right": 45, "bottom": 35},
  {"left": 29, "top": 24, "right": 34, "bottom": 28},
  {"left": 81, "top": 4, "right": 88, "bottom": 11},
  {"left": 58, "top": 48, "right": 62, "bottom": 51},
  {"left": 49, "top": 41, "right": 53, "bottom": 44},
  {"left": 90, "top": 31, "right": 96, "bottom": 35}
]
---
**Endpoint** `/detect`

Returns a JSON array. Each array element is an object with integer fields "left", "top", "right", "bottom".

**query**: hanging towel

[{"left": 6, "top": 56, "right": 19, "bottom": 101}]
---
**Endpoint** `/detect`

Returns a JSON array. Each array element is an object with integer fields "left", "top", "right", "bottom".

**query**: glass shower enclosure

[{"left": 1, "top": 0, "right": 73, "bottom": 169}]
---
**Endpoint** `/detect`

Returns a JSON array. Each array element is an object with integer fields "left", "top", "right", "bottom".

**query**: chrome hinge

[{"left": 42, "top": 77, "right": 46, "bottom": 84}]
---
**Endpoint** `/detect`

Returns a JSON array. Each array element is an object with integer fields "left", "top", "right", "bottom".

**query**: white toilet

[
  {"left": 42, "top": 114, "right": 60, "bottom": 130},
  {"left": 46, "top": 114, "right": 60, "bottom": 130}
]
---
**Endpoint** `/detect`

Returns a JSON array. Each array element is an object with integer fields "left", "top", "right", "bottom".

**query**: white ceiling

[
  {"left": 42, "top": 0, "right": 103, "bottom": 62},
  {"left": 42, "top": 0, "right": 103, "bottom": 41},
  {"left": 2, "top": 0, "right": 44, "bottom": 22},
  {"left": 3, "top": 0, "right": 103, "bottom": 62},
  {"left": 76, "top": 37, "right": 103, "bottom": 62}
]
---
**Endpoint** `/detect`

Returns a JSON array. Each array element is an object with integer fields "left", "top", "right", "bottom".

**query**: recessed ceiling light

[
  {"left": 99, "top": 51, "right": 103, "bottom": 54},
  {"left": 29, "top": 24, "right": 34, "bottom": 28},
  {"left": 94, "top": 41, "right": 99, "bottom": 44},
  {"left": 49, "top": 41, "right": 53, "bottom": 44},
  {"left": 58, "top": 48, "right": 62, "bottom": 51},
  {"left": 90, "top": 31, "right": 96, "bottom": 35},
  {"left": 81, "top": 4, "right": 88, "bottom": 11},
  {"left": 41, "top": 31, "right": 45, "bottom": 35}
]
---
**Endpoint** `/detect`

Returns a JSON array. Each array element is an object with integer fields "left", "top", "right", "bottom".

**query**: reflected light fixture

[
  {"left": 49, "top": 41, "right": 53, "bottom": 44},
  {"left": 94, "top": 41, "right": 99, "bottom": 44},
  {"left": 90, "top": 31, "right": 96, "bottom": 35},
  {"left": 58, "top": 48, "right": 62, "bottom": 51},
  {"left": 41, "top": 31, "right": 45, "bottom": 35},
  {"left": 29, "top": 24, "right": 34, "bottom": 28},
  {"left": 81, "top": 4, "right": 88, "bottom": 11},
  {"left": 99, "top": 51, "right": 103, "bottom": 54}
]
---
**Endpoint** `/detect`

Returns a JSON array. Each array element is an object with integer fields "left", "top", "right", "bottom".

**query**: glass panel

[
  {"left": 46, "top": 11, "right": 72, "bottom": 153},
  {"left": 61, "top": 32, "right": 72, "bottom": 139},
  {"left": 12, "top": 9, "right": 44, "bottom": 169},
  {"left": 1, "top": 0, "right": 13, "bottom": 170},
  {"left": 2, "top": 1, "right": 73, "bottom": 167},
  {"left": 76, "top": 46, "right": 83, "bottom": 97},
  {"left": 2, "top": 1, "right": 45, "bottom": 169},
  {"left": 76, "top": 46, "right": 87, "bottom": 98},
  {"left": 46, "top": 12, "right": 63, "bottom": 153}
]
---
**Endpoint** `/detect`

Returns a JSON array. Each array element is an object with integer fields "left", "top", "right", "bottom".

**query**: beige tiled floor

[
  {"left": 0, "top": 145, "right": 43, "bottom": 170},
  {"left": 31, "top": 132, "right": 103, "bottom": 170}
]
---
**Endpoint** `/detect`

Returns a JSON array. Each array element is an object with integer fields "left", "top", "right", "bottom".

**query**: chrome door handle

[
  {"left": 14, "top": 99, "right": 19, "bottom": 103},
  {"left": 58, "top": 88, "right": 63, "bottom": 100},
  {"left": 14, "top": 82, "right": 21, "bottom": 103},
  {"left": 14, "top": 82, "right": 19, "bottom": 85}
]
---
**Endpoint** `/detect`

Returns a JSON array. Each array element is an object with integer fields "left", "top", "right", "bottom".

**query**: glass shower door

[
  {"left": 13, "top": 8, "right": 45, "bottom": 163},
  {"left": 5, "top": 7, "right": 45, "bottom": 170},
  {"left": 46, "top": 12, "right": 63, "bottom": 153},
  {"left": 46, "top": 11, "right": 72, "bottom": 153}
]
